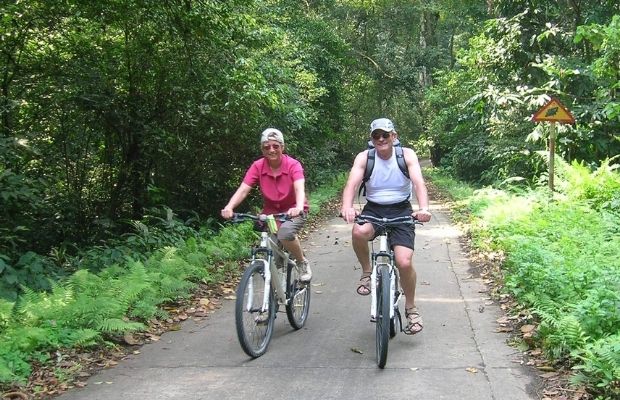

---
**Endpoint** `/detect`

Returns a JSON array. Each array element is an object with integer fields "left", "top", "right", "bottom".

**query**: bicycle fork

[
  {"left": 244, "top": 258, "right": 272, "bottom": 314},
  {"left": 370, "top": 235, "right": 395, "bottom": 321}
]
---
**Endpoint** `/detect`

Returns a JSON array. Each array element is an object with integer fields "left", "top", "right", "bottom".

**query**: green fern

[
  {"left": 58, "top": 328, "right": 100, "bottom": 347},
  {"left": 96, "top": 318, "right": 145, "bottom": 333},
  {"left": 571, "top": 334, "right": 620, "bottom": 399},
  {"left": 0, "top": 298, "right": 14, "bottom": 329}
]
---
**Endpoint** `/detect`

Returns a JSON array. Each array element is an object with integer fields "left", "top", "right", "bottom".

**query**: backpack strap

[
  {"left": 358, "top": 148, "right": 375, "bottom": 197},
  {"left": 395, "top": 146, "right": 410, "bottom": 179}
]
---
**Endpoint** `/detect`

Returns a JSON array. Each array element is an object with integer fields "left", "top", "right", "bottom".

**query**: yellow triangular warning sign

[{"left": 532, "top": 97, "right": 575, "bottom": 124}]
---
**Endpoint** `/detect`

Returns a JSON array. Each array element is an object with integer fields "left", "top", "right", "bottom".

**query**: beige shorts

[{"left": 277, "top": 214, "right": 306, "bottom": 241}]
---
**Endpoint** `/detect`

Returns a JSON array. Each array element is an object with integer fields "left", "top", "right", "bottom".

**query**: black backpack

[{"left": 359, "top": 139, "right": 410, "bottom": 196}]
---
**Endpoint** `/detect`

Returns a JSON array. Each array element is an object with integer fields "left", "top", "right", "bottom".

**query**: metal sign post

[{"left": 531, "top": 97, "right": 575, "bottom": 192}]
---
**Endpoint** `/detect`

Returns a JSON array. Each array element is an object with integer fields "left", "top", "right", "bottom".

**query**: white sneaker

[{"left": 298, "top": 258, "right": 312, "bottom": 282}]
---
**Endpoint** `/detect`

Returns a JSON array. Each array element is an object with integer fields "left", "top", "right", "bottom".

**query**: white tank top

[{"left": 365, "top": 148, "right": 412, "bottom": 204}]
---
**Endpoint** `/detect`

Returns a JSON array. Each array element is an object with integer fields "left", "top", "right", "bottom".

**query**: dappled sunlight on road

[
  {"left": 416, "top": 296, "right": 483, "bottom": 304},
  {"left": 416, "top": 224, "right": 461, "bottom": 239}
]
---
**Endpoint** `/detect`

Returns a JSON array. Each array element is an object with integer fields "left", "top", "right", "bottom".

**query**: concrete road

[{"left": 57, "top": 201, "right": 540, "bottom": 400}]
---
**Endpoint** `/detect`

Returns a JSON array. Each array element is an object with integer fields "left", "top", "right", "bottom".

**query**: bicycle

[
  {"left": 230, "top": 212, "right": 311, "bottom": 358},
  {"left": 354, "top": 214, "right": 420, "bottom": 368}
]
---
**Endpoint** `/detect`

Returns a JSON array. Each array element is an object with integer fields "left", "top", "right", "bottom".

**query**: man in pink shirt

[{"left": 221, "top": 128, "right": 311, "bottom": 282}]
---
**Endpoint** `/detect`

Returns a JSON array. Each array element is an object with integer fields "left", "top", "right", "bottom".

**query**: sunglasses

[
  {"left": 371, "top": 131, "right": 391, "bottom": 140},
  {"left": 262, "top": 143, "right": 282, "bottom": 151}
]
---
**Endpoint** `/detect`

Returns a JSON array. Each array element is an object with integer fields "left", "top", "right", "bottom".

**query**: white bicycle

[
  {"left": 354, "top": 214, "right": 419, "bottom": 368},
  {"left": 230, "top": 213, "right": 311, "bottom": 358}
]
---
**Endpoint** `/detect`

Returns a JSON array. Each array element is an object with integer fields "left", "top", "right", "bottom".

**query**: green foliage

[
  {"left": 426, "top": 3, "right": 620, "bottom": 186},
  {"left": 434, "top": 161, "right": 620, "bottom": 398},
  {"left": 307, "top": 172, "right": 348, "bottom": 215},
  {"left": 553, "top": 157, "right": 620, "bottom": 213},
  {"left": 572, "top": 334, "right": 620, "bottom": 399},
  {"left": 0, "top": 205, "right": 270, "bottom": 384},
  {"left": 0, "top": 0, "right": 353, "bottom": 275}
]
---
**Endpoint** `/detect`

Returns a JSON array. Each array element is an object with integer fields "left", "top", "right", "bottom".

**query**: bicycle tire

[
  {"left": 235, "top": 261, "right": 275, "bottom": 358},
  {"left": 285, "top": 260, "right": 311, "bottom": 329},
  {"left": 376, "top": 264, "right": 391, "bottom": 368}
]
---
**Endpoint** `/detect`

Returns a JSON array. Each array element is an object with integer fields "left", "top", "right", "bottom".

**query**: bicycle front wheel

[
  {"left": 376, "top": 264, "right": 391, "bottom": 368},
  {"left": 235, "top": 261, "right": 275, "bottom": 358},
  {"left": 286, "top": 260, "right": 311, "bottom": 329}
]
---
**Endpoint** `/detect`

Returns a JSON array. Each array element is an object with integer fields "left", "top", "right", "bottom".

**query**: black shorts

[{"left": 362, "top": 200, "right": 416, "bottom": 250}]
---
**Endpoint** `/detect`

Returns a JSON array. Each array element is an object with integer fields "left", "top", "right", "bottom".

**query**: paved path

[{"left": 57, "top": 200, "right": 540, "bottom": 400}]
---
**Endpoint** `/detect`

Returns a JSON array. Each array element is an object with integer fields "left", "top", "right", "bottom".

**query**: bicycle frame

[{"left": 250, "top": 231, "right": 290, "bottom": 313}]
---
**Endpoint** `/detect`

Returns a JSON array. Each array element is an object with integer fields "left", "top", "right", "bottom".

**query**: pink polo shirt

[{"left": 242, "top": 154, "right": 309, "bottom": 214}]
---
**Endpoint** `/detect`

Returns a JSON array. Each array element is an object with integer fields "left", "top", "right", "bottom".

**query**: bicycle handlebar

[
  {"left": 231, "top": 212, "right": 291, "bottom": 223},
  {"left": 354, "top": 214, "right": 420, "bottom": 226}
]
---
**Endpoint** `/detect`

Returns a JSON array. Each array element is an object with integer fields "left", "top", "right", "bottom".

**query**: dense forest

[{"left": 1, "top": 0, "right": 619, "bottom": 397}]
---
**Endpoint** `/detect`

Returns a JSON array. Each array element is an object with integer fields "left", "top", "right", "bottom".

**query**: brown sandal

[
  {"left": 356, "top": 273, "right": 371, "bottom": 296},
  {"left": 404, "top": 307, "right": 423, "bottom": 335}
]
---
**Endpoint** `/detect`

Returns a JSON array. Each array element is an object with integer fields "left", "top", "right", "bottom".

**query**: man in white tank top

[{"left": 340, "top": 118, "right": 432, "bottom": 335}]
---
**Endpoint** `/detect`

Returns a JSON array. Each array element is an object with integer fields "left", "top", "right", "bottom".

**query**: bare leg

[
  {"left": 352, "top": 223, "right": 374, "bottom": 274},
  {"left": 393, "top": 245, "right": 416, "bottom": 310},
  {"left": 280, "top": 237, "right": 304, "bottom": 263}
]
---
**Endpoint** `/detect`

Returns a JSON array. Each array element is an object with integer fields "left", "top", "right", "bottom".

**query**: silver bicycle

[
  {"left": 231, "top": 212, "right": 311, "bottom": 358},
  {"left": 354, "top": 214, "right": 419, "bottom": 368}
]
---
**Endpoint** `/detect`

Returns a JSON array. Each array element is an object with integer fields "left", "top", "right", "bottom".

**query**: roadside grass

[
  {"left": 425, "top": 161, "right": 620, "bottom": 400},
  {"left": 0, "top": 172, "right": 347, "bottom": 393}
]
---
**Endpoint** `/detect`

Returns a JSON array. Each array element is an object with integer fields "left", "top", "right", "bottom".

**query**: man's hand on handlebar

[
  {"left": 340, "top": 207, "right": 358, "bottom": 224},
  {"left": 413, "top": 209, "right": 432, "bottom": 223}
]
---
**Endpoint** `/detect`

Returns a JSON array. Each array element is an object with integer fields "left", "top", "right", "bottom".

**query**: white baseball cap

[
  {"left": 369, "top": 118, "right": 395, "bottom": 134},
  {"left": 260, "top": 128, "right": 284, "bottom": 144}
]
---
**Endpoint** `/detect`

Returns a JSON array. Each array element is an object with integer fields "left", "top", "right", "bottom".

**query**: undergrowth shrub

[
  {"left": 430, "top": 161, "right": 620, "bottom": 399},
  {"left": 0, "top": 216, "right": 258, "bottom": 385}
]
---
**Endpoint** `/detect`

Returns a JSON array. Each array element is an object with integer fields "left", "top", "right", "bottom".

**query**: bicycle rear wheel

[
  {"left": 286, "top": 260, "right": 311, "bottom": 329},
  {"left": 235, "top": 261, "right": 275, "bottom": 358},
  {"left": 376, "top": 264, "right": 391, "bottom": 368}
]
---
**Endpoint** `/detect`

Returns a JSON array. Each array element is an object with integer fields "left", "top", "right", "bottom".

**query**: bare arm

[
  {"left": 403, "top": 148, "right": 432, "bottom": 222},
  {"left": 289, "top": 178, "right": 306, "bottom": 217},
  {"left": 221, "top": 182, "right": 253, "bottom": 219},
  {"left": 340, "top": 151, "right": 368, "bottom": 223}
]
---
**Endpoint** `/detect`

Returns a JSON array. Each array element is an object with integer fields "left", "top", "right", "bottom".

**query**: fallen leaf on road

[
  {"left": 123, "top": 333, "right": 141, "bottom": 345},
  {"left": 350, "top": 347, "right": 363, "bottom": 354},
  {"left": 520, "top": 324, "right": 536, "bottom": 333},
  {"left": 466, "top": 367, "right": 478, "bottom": 373}
]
